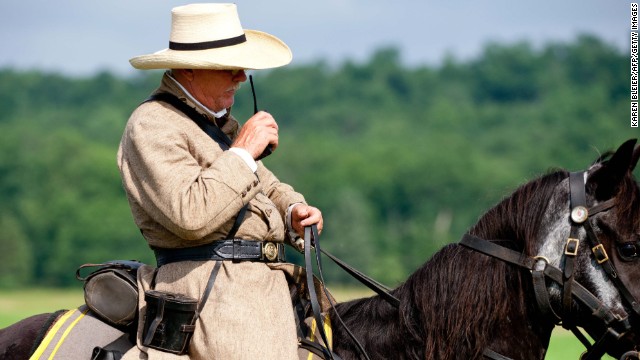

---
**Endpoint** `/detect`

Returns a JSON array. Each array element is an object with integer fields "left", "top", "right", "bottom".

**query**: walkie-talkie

[{"left": 250, "top": 75, "right": 273, "bottom": 160}]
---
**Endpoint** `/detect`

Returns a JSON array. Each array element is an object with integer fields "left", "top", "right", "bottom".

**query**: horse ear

[{"left": 588, "top": 139, "right": 638, "bottom": 200}]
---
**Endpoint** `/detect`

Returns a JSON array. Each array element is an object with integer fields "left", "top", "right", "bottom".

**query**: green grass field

[{"left": 0, "top": 287, "right": 610, "bottom": 359}]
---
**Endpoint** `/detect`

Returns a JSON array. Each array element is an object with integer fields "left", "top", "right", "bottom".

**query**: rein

[
  {"left": 302, "top": 224, "right": 400, "bottom": 360},
  {"left": 460, "top": 171, "right": 639, "bottom": 360},
  {"left": 304, "top": 225, "right": 339, "bottom": 360},
  {"left": 318, "top": 249, "right": 400, "bottom": 308}
]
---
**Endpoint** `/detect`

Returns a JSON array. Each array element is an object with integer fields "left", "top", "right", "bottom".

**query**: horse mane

[
  {"left": 468, "top": 169, "right": 569, "bottom": 255},
  {"left": 392, "top": 169, "right": 569, "bottom": 359}
]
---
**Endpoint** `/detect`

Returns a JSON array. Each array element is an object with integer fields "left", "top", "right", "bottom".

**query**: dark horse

[
  {"left": 2, "top": 139, "right": 640, "bottom": 360},
  {"left": 331, "top": 139, "right": 640, "bottom": 360}
]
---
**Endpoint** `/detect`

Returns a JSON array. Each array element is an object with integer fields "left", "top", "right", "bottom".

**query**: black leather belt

[{"left": 153, "top": 239, "right": 286, "bottom": 267}]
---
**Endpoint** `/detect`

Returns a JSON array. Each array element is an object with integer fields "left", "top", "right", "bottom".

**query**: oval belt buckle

[{"left": 262, "top": 242, "right": 278, "bottom": 261}]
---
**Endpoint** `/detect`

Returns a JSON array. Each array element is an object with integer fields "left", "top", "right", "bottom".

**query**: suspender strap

[
  {"left": 226, "top": 203, "right": 248, "bottom": 240},
  {"left": 192, "top": 261, "right": 222, "bottom": 325}
]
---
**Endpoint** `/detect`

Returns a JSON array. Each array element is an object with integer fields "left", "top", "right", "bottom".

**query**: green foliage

[{"left": 0, "top": 35, "right": 635, "bottom": 287}]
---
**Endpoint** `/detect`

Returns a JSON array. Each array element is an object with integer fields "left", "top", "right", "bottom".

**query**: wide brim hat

[{"left": 130, "top": 3, "right": 292, "bottom": 70}]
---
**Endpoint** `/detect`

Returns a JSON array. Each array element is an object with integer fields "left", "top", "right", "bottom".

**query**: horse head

[{"left": 535, "top": 139, "right": 640, "bottom": 359}]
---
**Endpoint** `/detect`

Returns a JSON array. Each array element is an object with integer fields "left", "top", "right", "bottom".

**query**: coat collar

[{"left": 156, "top": 71, "right": 239, "bottom": 136}]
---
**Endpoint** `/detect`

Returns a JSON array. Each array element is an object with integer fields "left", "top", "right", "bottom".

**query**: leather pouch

[
  {"left": 76, "top": 260, "right": 143, "bottom": 328},
  {"left": 141, "top": 290, "right": 198, "bottom": 355}
]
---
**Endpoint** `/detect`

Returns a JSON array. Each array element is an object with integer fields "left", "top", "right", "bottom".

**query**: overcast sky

[{"left": 0, "top": 1, "right": 630, "bottom": 77}]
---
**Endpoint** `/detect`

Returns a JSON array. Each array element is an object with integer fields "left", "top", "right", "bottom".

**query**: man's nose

[{"left": 232, "top": 69, "right": 247, "bottom": 82}]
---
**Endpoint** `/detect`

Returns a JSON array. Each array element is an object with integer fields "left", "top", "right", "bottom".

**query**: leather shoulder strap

[{"left": 145, "top": 92, "right": 233, "bottom": 148}]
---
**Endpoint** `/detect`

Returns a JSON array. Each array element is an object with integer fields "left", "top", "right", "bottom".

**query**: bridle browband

[{"left": 461, "top": 171, "right": 640, "bottom": 360}]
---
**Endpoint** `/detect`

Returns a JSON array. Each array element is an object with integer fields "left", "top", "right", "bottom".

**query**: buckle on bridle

[
  {"left": 565, "top": 238, "right": 580, "bottom": 256},
  {"left": 592, "top": 244, "right": 610, "bottom": 264}
]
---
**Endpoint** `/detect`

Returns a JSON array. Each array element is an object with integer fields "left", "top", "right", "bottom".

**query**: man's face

[{"left": 185, "top": 69, "right": 247, "bottom": 112}]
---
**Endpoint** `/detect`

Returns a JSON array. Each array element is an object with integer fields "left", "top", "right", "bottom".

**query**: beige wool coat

[{"left": 118, "top": 73, "right": 308, "bottom": 360}]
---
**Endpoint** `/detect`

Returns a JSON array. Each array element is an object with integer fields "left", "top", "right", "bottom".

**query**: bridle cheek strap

[{"left": 562, "top": 171, "right": 588, "bottom": 327}]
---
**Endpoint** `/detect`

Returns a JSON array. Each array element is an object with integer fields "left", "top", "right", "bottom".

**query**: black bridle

[{"left": 461, "top": 171, "right": 640, "bottom": 360}]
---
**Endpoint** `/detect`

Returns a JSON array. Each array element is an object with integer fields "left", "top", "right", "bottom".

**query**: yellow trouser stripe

[
  {"left": 306, "top": 314, "right": 333, "bottom": 360},
  {"left": 47, "top": 308, "right": 88, "bottom": 359},
  {"left": 29, "top": 309, "right": 77, "bottom": 360},
  {"left": 28, "top": 308, "right": 89, "bottom": 360}
]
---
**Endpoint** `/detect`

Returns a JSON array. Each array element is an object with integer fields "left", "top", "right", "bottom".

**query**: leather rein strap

[
  {"left": 146, "top": 92, "right": 234, "bottom": 150},
  {"left": 301, "top": 225, "right": 401, "bottom": 359},
  {"left": 319, "top": 249, "right": 400, "bottom": 308},
  {"left": 304, "top": 224, "right": 375, "bottom": 360},
  {"left": 461, "top": 170, "right": 640, "bottom": 360}
]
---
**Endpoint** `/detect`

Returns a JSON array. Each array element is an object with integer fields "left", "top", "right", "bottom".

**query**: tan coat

[{"left": 118, "top": 73, "right": 306, "bottom": 360}]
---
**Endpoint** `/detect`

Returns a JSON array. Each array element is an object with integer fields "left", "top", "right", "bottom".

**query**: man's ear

[
  {"left": 587, "top": 139, "right": 637, "bottom": 200},
  {"left": 172, "top": 69, "right": 195, "bottom": 82}
]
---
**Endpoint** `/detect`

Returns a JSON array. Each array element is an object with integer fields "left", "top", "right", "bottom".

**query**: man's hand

[
  {"left": 231, "top": 111, "right": 279, "bottom": 159},
  {"left": 291, "top": 204, "right": 323, "bottom": 239}
]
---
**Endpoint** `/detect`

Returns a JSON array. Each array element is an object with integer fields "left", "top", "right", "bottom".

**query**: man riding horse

[{"left": 118, "top": 3, "right": 323, "bottom": 359}]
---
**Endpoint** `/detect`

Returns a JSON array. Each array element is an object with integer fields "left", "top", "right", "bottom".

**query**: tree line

[{"left": 0, "top": 34, "right": 635, "bottom": 287}]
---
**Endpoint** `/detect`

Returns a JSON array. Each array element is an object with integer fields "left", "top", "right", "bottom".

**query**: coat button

[{"left": 241, "top": 190, "right": 247, "bottom": 197}]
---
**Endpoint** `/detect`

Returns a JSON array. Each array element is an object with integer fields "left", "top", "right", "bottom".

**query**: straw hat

[{"left": 129, "top": 3, "right": 292, "bottom": 70}]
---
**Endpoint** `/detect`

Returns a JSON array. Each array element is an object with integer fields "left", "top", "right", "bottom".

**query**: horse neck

[
  {"left": 469, "top": 171, "right": 568, "bottom": 255},
  {"left": 451, "top": 172, "right": 568, "bottom": 358},
  {"left": 333, "top": 172, "right": 568, "bottom": 360},
  {"left": 411, "top": 172, "right": 567, "bottom": 358}
]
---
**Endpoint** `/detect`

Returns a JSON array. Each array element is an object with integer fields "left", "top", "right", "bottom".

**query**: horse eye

[{"left": 618, "top": 243, "right": 639, "bottom": 259}]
